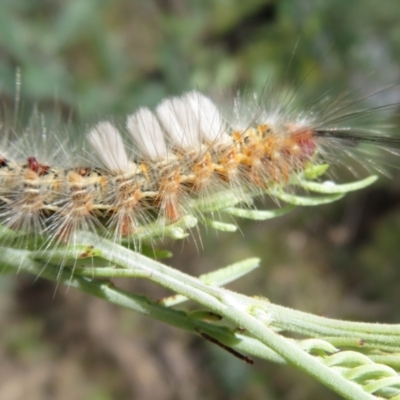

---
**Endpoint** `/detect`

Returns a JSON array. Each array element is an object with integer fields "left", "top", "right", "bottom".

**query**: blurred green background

[{"left": 0, "top": 1, "right": 400, "bottom": 399}]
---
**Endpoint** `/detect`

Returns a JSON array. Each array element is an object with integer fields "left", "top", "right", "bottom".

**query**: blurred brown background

[{"left": 0, "top": 1, "right": 400, "bottom": 399}]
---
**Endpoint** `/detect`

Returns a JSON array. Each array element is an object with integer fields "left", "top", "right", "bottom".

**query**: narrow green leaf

[
  {"left": 324, "top": 351, "right": 373, "bottom": 368},
  {"left": 271, "top": 191, "right": 344, "bottom": 206},
  {"left": 363, "top": 376, "right": 400, "bottom": 394},
  {"left": 204, "top": 218, "right": 237, "bottom": 232},
  {"left": 299, "top": 339, "right": 339, "bottom": 355},
  {"left": 298, "top": 175, "right": 378, "bottom": 194},
  {"left": 343, "top": 363, "right": 398, "bottom": 381},
  {"left": 161, "top": 258, "right": 260, "bottom": 307},
  {"left": 224, "top": 205, "right": 294, "bottom": 220}
]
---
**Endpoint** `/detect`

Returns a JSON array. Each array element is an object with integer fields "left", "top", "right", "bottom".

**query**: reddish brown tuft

[
  {"left": 292, "top": 128, "right": 317, "bottom": 158},
  {"left": 27, "top": 157, "right": 50, "bottom": 175},
  {"left": 27, "top": 157, "right": 40, "bottom": 173}
]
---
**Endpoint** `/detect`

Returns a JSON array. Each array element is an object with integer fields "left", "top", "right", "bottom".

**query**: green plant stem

[
  {"left": 368, "top": 355, "right": 400, "bottom": 369},
  {"left": 49, "top": 233, "right": 379, "bottom": 400},
  {"left": 4, "top": 230, "right": 400, "bottom": 399},
  {"left": 0, "top": 247, "right": 285, "bottom": 365},
  {"left": 46, "top": 234, "right": 400, "bottom": 352},
  {"left": 318, "top": 337, "right": 400, "bottom": 353},
  {"left": 268, "top": 304, "right": 400, "bottom": 335},
  {"left": 77, "top": 265, "right": 400, "bottom": 351}
]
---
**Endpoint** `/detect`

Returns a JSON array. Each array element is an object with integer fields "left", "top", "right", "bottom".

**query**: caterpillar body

[{"left": 0, "top": 88, "right": 398, "bottom": 252}]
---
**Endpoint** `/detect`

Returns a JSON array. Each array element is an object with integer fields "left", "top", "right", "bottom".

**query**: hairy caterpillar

[{"left": 0, "top": 86, "right": 398, "bottom": 254}]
